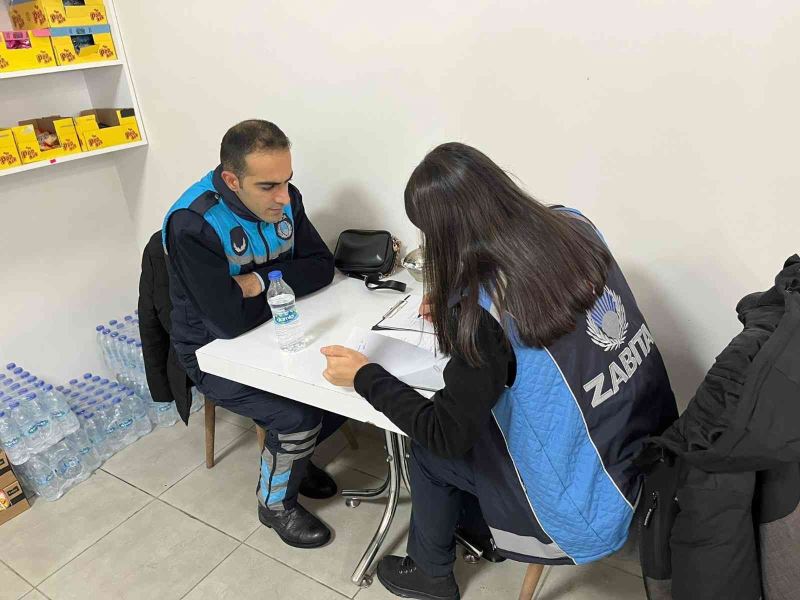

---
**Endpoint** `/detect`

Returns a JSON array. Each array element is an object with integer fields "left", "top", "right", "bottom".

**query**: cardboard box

[
  {"left": 0, "top": 478, "right": 30, "bottom": 527},
  {"left": 0, "top": 29, "right": 56, "bottom": 73},
  {"left": 74, "top": 108, "right": 141, "bottom": 151},
  {"left": 0, "top": 129, "right": 23, "bottom": 171},
  {"left": 9, "top": 0, "right": 108, "bottom": 30},
  {"left": 11, "top": 116, "right": 81, "bottom": 164},
  {"left": 50, "top": 24, "right": 115, "bottom": 65},
  {"left": 0, "top": 450, "right": 18, "bottom": 488}
]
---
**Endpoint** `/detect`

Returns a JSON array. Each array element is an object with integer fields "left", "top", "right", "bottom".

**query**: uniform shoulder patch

[{"left": 189, "top": 190, "right": 222, "bottom": 216}]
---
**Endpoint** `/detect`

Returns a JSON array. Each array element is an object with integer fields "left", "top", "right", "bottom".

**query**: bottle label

[
  {"left": 36, "top": 419, "right": 49, "bottom": 429},
  {"left": 3, "top": 436, "right": 21, "bottom": 449},
  {"left": 27, "top": 424, "right": 38, "bottom": 436},
  {"left": 59, "top": 458, "right": 80, "bottom": 475},
  {"left": 118, "top": 418, "right": 134, "bottom": 430},
  {"left": 35, "top": 473, "right": 55, "bottom": 485},
  {"left": 274, "top": 308, "right": 299, "bottom": 326}
]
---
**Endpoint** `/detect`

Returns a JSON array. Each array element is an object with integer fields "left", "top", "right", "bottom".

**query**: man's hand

[
  {"left": 320, "top": 345, "right": 370, "bottom": 387},
  {"left": 233, "top": 273, "right": 263, "bottom": 299},
  {"left": 419, "top": 294, "right": 433, "bottom": 323}
]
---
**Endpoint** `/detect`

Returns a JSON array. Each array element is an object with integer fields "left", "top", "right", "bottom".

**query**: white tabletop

[{"left": 196, "top": 271, "right": 425, "bottom": 435}]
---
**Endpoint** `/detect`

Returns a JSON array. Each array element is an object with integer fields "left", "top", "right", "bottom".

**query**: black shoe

[
  {"left": 299, "top": 462, "right": 338, "bottom": 499},
  {"left": 455, "top": 527, "right": 506, "bottom": 563},
  {"left": 377, "top": 556, "right": 460, "bottom": 600},
  {"left": 258, "top": 503, "right": 331, "bottom": 548}
]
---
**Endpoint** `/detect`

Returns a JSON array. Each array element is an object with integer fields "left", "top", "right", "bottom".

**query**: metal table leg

[
  {"left": 455, "top": 531, "right": 484, "bottom": 563},
  {"left": 342, "top": 472, "right": 389, "bottom": 508},
  {"left": 350, "top": 430, "right": 402, "bottom": 587}
]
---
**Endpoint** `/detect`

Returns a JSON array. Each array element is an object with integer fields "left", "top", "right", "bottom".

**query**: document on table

[{"left": 346, "top": 328, "right": 448, "bottom": 392}]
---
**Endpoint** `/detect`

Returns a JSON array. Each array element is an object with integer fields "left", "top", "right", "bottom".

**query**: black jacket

[
  {"left": 138, "top": 231, "right": 193, "bottom": 424},
  {"left": 638, "top": 255, "right": 800, "bottom": 600}
]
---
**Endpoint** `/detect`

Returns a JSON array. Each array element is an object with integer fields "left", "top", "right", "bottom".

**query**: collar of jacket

[
  {"left": 737, "top": 254, "right": 800, "bottom": 321},
  {"left": 211, "top": 165, "right": 263, "bottom": 223}
]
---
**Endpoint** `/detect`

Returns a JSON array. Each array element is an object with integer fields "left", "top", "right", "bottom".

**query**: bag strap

[{"left": 348, "top": 273, "right": 407, "bottom": 293}]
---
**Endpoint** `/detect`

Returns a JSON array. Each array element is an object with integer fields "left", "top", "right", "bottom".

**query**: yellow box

[
  {"left": 0, "top": 130, "right": 23, "bottom": 170},
  {"left": 0, "top": 29, "right": 56, "bottom": 72},
  {"left": 9, "top": 0, "right": 108, "bottom": 30},
  {"left": 11, "top": 116, "right": 81, "bottom": 164},
  {"left": 50, "top": 24, "right": 115, "bottom": 65},
  {"left": 74, "top": 108, "right": 141, "bottom": 151}
]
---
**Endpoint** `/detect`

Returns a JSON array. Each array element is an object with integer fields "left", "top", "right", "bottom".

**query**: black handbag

[{"left": 333, "top": 229, "right": 407, "bottom": 292}]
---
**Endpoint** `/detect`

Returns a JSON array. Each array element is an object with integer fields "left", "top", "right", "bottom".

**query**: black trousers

[
  {"left": 407, "top": 441, "right": 491, "bottom": 577},
  {"left": 193, "top": 369, "right": 345, "bottom": 511}
]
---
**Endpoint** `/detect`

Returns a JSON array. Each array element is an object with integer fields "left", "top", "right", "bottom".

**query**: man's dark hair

[{"left": 220, "top": 120, "right": 291, "bottom": 177}]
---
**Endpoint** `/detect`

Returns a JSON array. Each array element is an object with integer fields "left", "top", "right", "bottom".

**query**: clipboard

[{"left": 372, "top": 294, "right": 435, "bottom": 336}]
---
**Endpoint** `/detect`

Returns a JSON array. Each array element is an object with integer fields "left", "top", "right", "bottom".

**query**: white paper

[{"left": 346, "top": 328, "right": 448, "bottom": 392}]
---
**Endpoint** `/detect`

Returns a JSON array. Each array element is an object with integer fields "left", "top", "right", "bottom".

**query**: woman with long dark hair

[{"left": 322, "top": 143, "right": 677, "bottom": 600}]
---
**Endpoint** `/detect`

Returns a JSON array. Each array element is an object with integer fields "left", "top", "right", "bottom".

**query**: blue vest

[
  {"left": 472, "top": 209, "right": 677, "bottom": 565},
  {"left": 161, "top": 171, "right": 294, "bottom": 275}
]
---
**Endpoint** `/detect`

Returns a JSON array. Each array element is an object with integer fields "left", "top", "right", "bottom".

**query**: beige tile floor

[{"left": 0, "top": 411, "right": 646, "bottom": 600}]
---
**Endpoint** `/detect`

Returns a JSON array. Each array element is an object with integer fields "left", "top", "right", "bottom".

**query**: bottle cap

[{"left": 268, "top": 270, "right": 283, "bottom": 281}]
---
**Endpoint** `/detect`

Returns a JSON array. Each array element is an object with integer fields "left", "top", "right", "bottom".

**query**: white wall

[
  {"left": 0, "top": 158, "right": 141, "bottom": 381},
  {"left": 8, "top": 1, "right": 797, "bottom": 405}
]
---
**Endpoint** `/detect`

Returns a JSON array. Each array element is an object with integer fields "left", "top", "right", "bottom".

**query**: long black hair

[{"left": 404, "top": 142, "right": 611, "bottom": 367}]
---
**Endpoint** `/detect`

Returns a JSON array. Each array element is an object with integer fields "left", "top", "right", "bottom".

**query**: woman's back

[{"left": 471, "top": 209, "right": 677, "bottom": 565}]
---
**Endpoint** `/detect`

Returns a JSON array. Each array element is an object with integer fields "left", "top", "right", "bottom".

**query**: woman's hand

[
  {"left": 419, "top": 295, "right": 433, "bottom": 323},
  {"left": 320, "top": 345, "right": 370, "bottom": 387}
]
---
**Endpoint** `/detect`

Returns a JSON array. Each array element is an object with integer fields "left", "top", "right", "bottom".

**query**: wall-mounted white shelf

[
  {"left": 0, "top": 59, "right": 123, "bottom": 80},
  {"left": 0, "top": 0, "right": 148, "bottom": 178},
  {"left": 0, "top": 140, "right": 146, "bottom": 177}
]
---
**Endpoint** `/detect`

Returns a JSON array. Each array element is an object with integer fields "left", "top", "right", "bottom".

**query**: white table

[{"left": 196, "top": 271, "right": 422, "bottom": 586}]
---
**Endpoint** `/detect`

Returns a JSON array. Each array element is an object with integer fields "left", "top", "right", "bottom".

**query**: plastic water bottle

[
  {"left": 64, "top": 429, "right": 100, "bottom": 479},
  {"left": 190, "top": 387, "right": 204, "bottom": 413},
  {"left": 12, "top": 397, "right": 49, "bottom": 454},
  {"left": 82, "top": 413, "right": 112, "bottom": 461},
  {"left": 50, "top": 439, "right": 85, "bottom": 488},
  {"left": 152, "top": 400, "right": 179, "bottom": 428},
  {"left": 22, "top": 454, "right": 62, "bottom": 501},
  {"left": 0, "top": 408, "right": 29, "bottom": 464},
  {"left": 108, "top": 331, "right": 121, "bottom": 376},
  {"left": 267, "top": 270, "right": 306, "bottom": 352},
  {"left": 124, "top": 338, "right": 138, "bottom": 383},
  {"left": 94, "top": 401, "right": 120, "bottom": 452},
  {"left": 132, "top": 343, "right": 149, "bottom": 398},
  {"left": 125, "top": 390, "right": 152, "bottom": 437},
  {"left": 110, "top": 397, "right": 137, "bottom": 447},
  {"left": 28, "top": 393, "right": 59, "bottom": 449},
  {"left": 40, "top": 384, "right": 80, "bottom": 438}
]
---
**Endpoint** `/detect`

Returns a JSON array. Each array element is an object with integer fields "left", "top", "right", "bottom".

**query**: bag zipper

[{"left": 643, "top": 491, "right": 658, "bottom": 528}]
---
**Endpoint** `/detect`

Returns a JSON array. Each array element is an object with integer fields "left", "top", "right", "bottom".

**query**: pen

[{"left": 382, "top": 295, "right": 411, "bottom": 319}]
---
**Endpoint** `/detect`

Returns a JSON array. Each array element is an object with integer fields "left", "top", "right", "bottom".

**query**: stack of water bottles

[
  {"left": 0, "top": 364, "right": 95, "bottom": 502},
  {"left": 95, "top": 312, "right": 203, "bottom": 426},
  {"left": 0, "top": 311, "right": 207, "bottom": 502}
]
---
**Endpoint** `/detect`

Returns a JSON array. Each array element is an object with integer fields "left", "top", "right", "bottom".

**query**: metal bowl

[{"left": 402, "top": 247, "right": 425, "bottom": 282}]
